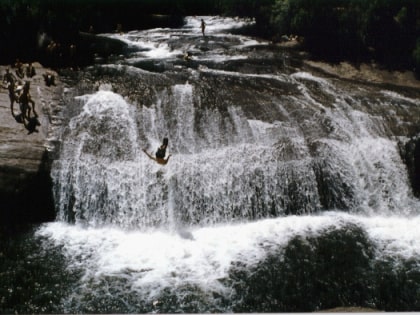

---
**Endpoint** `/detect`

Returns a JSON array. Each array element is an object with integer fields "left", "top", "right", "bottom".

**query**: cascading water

[
  {"left": 52, "top": 73, "right": 418, "bottom": 228},
  {"left": 10, "top": 16, "right": 420, "bottom": 313}
]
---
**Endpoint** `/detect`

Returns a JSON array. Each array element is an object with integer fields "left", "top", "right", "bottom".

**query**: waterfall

[
  {"left": 52, "top": 82, "right": 322, "bottom": 228},
  {"left": 52, "top": 74, "right": 418, "bottom": 229},
  {"left": 37, "top": 16, "right": 420, "bottom": 313}
]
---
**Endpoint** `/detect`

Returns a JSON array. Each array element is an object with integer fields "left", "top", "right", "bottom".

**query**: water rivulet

[{"left": 2, "top": 16, "right": 420, "bottom": 313}]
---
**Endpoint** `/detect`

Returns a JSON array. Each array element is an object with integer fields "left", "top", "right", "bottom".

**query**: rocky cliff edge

[{"left": 0, "top": 62, "right": 62, "bottom": 235}]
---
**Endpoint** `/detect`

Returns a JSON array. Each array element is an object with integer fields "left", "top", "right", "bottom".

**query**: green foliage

[
  {"left": 263, "top": 0, "right": 420, "bottom": 68},
  {"left": 0, "top": 0, "right": 418, "bottom": 71},
  {"left": 270, "top": 0, "right": 291, "bottom": 34}
]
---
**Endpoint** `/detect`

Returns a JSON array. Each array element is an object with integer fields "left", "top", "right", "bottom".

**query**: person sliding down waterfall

[{"left": 143, "top": 137, "right": 171, "bottom": 165}]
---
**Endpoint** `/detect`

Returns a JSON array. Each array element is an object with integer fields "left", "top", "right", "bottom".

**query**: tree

[{"left": 413, "top": 39, "right": 420, "bottom": 75}]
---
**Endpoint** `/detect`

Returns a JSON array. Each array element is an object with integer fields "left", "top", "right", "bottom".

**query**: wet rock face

[
  {"left": 399, "top": 136, "right": 420, "bottom": 197},
  {"left": 228, "top": 223, "right": 420, "bottom": 312},
  {"left": 228, "top": 223, "right": 376, "bottom": 312},
  {"left": 0, "top": 63, "right": 61, "bottom": 234},
  {"left": 53, "top": 19, "right": 420, "bottom": 223}
]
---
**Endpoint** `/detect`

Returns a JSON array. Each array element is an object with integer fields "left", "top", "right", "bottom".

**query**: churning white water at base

[{"left": 37, "top": 212, "right": 420, "bottom": 306}]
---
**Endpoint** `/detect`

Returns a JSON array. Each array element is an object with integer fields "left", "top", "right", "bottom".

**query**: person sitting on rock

[
  {"left": 26, "top": 62, "right": 36, "bottom": 78},
  {"left": 43, "top": 71, "right": 55, "bottom": 86}
]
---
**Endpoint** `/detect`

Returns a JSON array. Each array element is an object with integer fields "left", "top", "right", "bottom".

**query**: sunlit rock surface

[{"left": 0, "top": 63, "right": 62, "bottom": 232}]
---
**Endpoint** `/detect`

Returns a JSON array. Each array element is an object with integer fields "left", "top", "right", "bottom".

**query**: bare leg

[
  {"left": 27, "top": 103, "right": 31, "bottom": 119},
  {"left": 30, "top": 99, "right": 37, "bottom": 117},
  {"left": 8, "top": 86, "right": 16, "bottom": 116},
  {"left": 22, "top": 113, "right": 29, "bottom": 129},
  {"left": 10, "top": 99, "right": 14, "bottom": 116},
  {"left": 23, "top": 103, "right": 30, "bottom": 120}
]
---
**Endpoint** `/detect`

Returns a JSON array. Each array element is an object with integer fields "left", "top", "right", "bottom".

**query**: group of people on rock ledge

[{"left": 2, "top": 60, "right": 56, "bottom": 134}]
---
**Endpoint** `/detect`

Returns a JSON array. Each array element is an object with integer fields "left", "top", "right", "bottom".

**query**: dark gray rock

[{"left": 399, "top": 135, "right": 420, "bottom": 197}]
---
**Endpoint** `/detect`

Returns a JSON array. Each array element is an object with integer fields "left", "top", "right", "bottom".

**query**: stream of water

[{"left": 2, "top": 16, "right": 420, "bottom": 313}]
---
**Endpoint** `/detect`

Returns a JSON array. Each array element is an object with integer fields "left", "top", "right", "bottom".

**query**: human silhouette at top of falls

[
  {"left": 201, "top": 19, "right": 206, "bottom": 36},
  {"left": 143, "top": 137, "right": 171, "bottom": 165}
]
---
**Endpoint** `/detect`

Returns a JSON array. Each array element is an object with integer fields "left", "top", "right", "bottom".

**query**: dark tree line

[
  {"left": 265, "top": 0, "right": 420, "bottom": 72},
  {"left": 1, "top": 0, "right": 419, "bottom": 74},
  {"left": 0, "top": 0, "right": 189, "bottom": 66},
  {"left": 223, "top": 0, "right": 420, "bottom": 73}
]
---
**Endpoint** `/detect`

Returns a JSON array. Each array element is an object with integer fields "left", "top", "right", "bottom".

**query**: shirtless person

[
  {"left": 3, "top": 68, "right": 16, "bottom": 85},
  {"left": 143, "top": 137, "right": 171, "bottom": 165},
  {"left": 3, "top": 69, "right": 19, "bottom": 118},
  {"left": 18, "top": 81, "right": 37, "bottom": 120}
]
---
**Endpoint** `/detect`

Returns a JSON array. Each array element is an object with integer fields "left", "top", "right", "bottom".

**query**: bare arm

[
  {"left": 142, "top": 149, "right": 171, "bottom": 165},
  {"left": 142, "top": 149, "right": 157, "bottom": 162}
]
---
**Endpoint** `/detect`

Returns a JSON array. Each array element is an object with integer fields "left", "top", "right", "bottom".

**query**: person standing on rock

[
  {"left": 201, "top": 19, "right": 206, "bottom": 37},
  {"left": 18, "top": 81, "right": 37, "bottom": 120},
  {"left": 8, "top": 80, "right": 16, "bottom": 107},
  {"left": 3, "top": 68, "right": 16, "bottom": 85},
  {"left": 3, "top": 69, "right": 18, "bottom": 115},
  {"left": 7, "top": 78, "right": 24, "bottom": 124},
  {"left": 12, "top": 81, "right": 41, "bottom": 133}
]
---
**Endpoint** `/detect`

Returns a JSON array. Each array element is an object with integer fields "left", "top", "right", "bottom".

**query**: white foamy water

[
  {"left": 37, "top": 212, "right": 420, "bottom": 302},
  {"left": 52, "top": 74, "right": 419, "bottom": 228},
  {"left": 101, "top": 16, "right": 260, "bottom": 64},
  {"left": 183, "top": 16, "right": 254, "bottom": 34},
  {"left": 381, "top": 90, "right": 420, "bottom": 106}
]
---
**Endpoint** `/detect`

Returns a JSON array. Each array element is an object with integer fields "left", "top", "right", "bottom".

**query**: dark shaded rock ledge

[{"left": 0, "top": 63, "right": 62, "bottom": 236}]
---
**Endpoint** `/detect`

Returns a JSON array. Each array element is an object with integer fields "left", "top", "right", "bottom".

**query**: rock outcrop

[
  {"left": 399, "top": 136, "right": 420, "bottom": 198},
  {"left": 0, "top": 63, "right": 62, "bottom": 235}
]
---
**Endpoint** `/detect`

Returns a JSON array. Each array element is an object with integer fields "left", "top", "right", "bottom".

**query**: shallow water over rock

[{"left": 2, "top": 16, "right": 420, "bottom": 313}]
